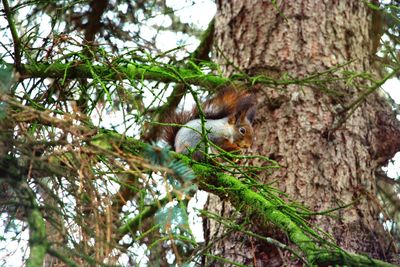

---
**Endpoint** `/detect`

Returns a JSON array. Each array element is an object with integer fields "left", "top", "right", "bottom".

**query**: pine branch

[
  {"left": 2, "top": 0, "right": 22, "bottom": 71},
  {"left": 189, "top": 161, "right": 397, "bottom": 266},
  {"left": 117, "top": 195, "right": 171, "bottom": 238},
  {"left": 20, "top": 62, "right": 229, "bottom": 89},
  {"left": 1, "top": 158, "right": 48, "bottom": 267}
]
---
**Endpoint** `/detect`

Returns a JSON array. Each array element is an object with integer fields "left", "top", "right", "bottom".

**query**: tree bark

[{"left": 205, "top": 1, "right": 400, "bottom": 265}]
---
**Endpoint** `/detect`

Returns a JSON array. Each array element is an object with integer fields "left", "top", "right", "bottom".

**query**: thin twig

[{"left": 332, "top": 65, "right": 400, "bottom": 131}]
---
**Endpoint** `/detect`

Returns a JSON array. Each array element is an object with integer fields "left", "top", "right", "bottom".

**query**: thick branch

[
  {"left": 84, "top": 0, "right": 109, "bottom": 43},
  {"left": 192, "top": 163, "right": 396, "bottom": 266},
  {"left": 1, "top": 158, "right": 48, "bottom": 267},
  {"left": 20, "top": 63, "right": 229, "bottom": 89}
]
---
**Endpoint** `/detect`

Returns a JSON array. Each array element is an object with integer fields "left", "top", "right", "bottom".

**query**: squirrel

[{"left": 161, "top": 87, "right": 257, "bottom": 160}]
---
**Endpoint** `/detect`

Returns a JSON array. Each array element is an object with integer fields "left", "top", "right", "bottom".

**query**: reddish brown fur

[{"left": 192, "top": 87, "right": 256, "bottom": 120}]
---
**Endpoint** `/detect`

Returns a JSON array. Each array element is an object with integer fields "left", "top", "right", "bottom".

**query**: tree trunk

[{"left": 205, "top": 1, "right": 400, "bottom": 265}]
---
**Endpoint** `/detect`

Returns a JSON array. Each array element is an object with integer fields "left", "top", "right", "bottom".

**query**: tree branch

[
  {"left": 117, "top": 195, "right": 171, "bottom": 238},
  {"left": 2, "top": 0, "right": 22, "bottom": 71},
  {"left": 191, "top": 162, "right": 397, "bottom": 266},
  {"left": 84, "top": 0, "right": 109, "bottom": 44},
  {"left": 1, "top": 158, "right": 48, "bottom": 267},
  {"left": 20, "top": 62, "right": 229, "bottom": 89}
]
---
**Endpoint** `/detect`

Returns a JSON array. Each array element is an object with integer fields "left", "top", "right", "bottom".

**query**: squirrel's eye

[{"left": 239, "top": 127, "right": 246, "bottom": 135}]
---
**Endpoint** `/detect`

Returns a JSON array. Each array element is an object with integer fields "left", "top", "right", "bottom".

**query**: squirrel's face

[
  {"left": 235, "top": 124, "right": 254, "bottom": 148},
  {"left": 231, "top": 105, "right": 256, "bottom": 149}
]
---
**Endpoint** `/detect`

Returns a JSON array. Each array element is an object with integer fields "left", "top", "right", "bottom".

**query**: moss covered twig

[
  {"left": 2, "top": 0, "right": 22, "bottom": 71},
  {"left": 22, "top": 183, "right": 48, "bottom": 267},
  {"left": 196, "top": 166, "right": 318, "bottom": 261},
  {"left": 312, "top": 250, "right": 395, "bottom": 267},
  {"left": 20, "top": 62, "right": 229, "bottom": 89},
  {"left": 17, "top": 60, "right": 373, "bottom": 96}
]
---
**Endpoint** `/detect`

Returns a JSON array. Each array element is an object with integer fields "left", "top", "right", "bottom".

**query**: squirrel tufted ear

[
  {"left": 246, "top": 106, "right": 256, "bottom": 124},
  {"left": 233, "top": 105, "right": 256, "bottom": 124},
  {"left": 228, "top": 113, "right": 237, "bottom": 124}
]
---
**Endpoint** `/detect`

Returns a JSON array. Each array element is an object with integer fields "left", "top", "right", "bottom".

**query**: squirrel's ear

[
  {"left": 234, "top": 106, "right": 256, "bottom": 124},
  {"left": 245, "top": 106, "right": 256, "bottom": 124},
  {"left": 228, "top": 114, "right": 236, "bottom": 124}
]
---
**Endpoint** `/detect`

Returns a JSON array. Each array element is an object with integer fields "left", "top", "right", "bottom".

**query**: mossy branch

[
  {"left": 189, "top": 162, "right": 396, "bottom": 266},
  {"left": 17, "top": 60, "right": 374, "bottom": 96},
  {"left": 9, "top": 180, "right": 48, "bottom": 267},
  {"left": 312, "top": 250, "right": 395, "bottom": 267},
  {"left": 2, "top": 0, "right": 22, "bottom": 71},
  {"left": 193, "top": 163, "right": 317, "bottom": 262},
  {"left": 20, "top": 62, "right": 229, "bottom": 89},
  {"left": 0, "top": 147, "right": 48, "bottom": 267}
]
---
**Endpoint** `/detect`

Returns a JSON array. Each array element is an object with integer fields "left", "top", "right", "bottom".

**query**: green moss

[
  {"left": 26, "top": 209, "right": 48, "bottom": 267},
  {"left": 22, "top": 62, "right": 229, "bottom": 89}
]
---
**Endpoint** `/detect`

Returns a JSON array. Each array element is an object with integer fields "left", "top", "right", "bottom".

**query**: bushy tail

[
  {"left": 193, "top": 86, "right": 256, "bottom": 120},
  {"left": 161, "top": 111, "right": 195, "bottom": 148}
]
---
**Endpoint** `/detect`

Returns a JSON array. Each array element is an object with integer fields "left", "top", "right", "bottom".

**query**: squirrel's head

[
  {"left": 235, "top": 124, "right": 254, "bottom": 148},
  {"left": 229, "top": 106, "right": 256, "bottom": 148}
]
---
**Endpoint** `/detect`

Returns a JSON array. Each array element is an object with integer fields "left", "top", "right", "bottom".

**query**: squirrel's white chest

[{"left": 174, "top": 117, "right": 233, "bottom": 153}]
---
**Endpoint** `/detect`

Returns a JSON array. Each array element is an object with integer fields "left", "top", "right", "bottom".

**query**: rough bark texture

[{"left": 205, "top": 1, "right": 400, "bottom": 265}]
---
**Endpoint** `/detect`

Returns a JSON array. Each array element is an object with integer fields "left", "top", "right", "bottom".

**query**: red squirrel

[{"left": 161, "top": 87, "right": 257, "bottom": 160}]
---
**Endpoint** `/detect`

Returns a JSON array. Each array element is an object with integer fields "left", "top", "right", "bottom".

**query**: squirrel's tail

[
  {"left": 194, "top": 87, "right": 256, "bottom": 120},
  {"left": 161, "top": 110, "right": 194, "bottom": 148}
]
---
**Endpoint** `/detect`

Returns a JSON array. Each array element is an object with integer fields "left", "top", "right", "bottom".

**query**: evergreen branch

[
  {"left": 17, "top": 60, "right": 372, "bottom": 95},
  {"left": 23, "top": 183, "right": 48, "bottom": 267},
  {"left": 1, "top": 0, "right": 22, "bottom": 71},
  {"left": 47, "top": 248, "right": 80, "bottom": 267},
  {"left": 190, "top": 162, "right": 396, "bottom": 266},
  {"left": 332, "top": 65, "right": 400, "bottom": 131},
  {"left": 194, "top": 164, "right": 318, "bottom": 260},
  {"left": 20, "top": 62, "right": 229, "bottom": 89},
  {"left": 117, "top": 195, "right": 171, "bottom": 238}
]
